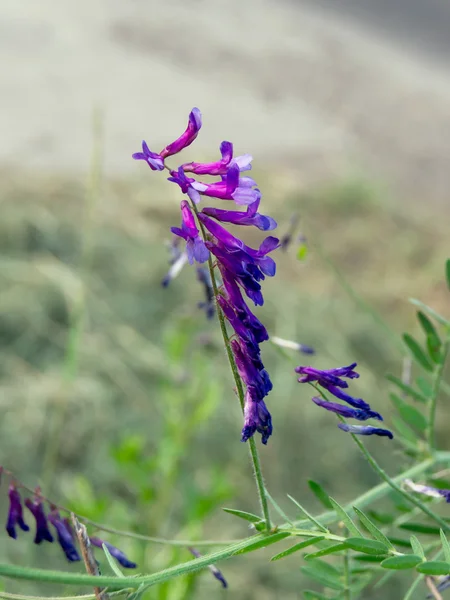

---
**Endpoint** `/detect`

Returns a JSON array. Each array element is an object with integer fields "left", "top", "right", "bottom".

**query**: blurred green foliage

[{"left": 0, "top": 166, "right": 448, "bottom": 599}]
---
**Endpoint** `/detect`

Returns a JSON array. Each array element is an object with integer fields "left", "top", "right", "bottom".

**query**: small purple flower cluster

[
  {"left": 6, "top": 484, "right": 136, "bottom": 568},
  {"left": 134, "top": 108, "right": 278, "bottom": 444},
  {"left": 295, "top": 363, "right": 394, "bottom": 439}
]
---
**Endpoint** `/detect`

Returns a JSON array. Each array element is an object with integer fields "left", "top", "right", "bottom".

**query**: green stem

[
  {"left": 192, "top": 204, "right": 271, "bottom": 532},
  {"left": 427, "top": 329, "right": 450, "bottom": 451},
  {"left": 343, "top": 550, "right": 351, "bottom": 600},
  {"left": 349, "top": 433, "right": 450, "bottom": 532},
  {"left": 403, "top": 548, "right": 444, "bottom": 600}
]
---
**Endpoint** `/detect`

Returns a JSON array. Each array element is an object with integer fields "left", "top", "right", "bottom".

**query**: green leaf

[
  {"left": 440, "top": 530, "right": 450, "bottom": 563},
  {"left": 353, "top": 555, "right": 386, "bottom": 562},
  {"left": 388, "top": 537, "right": 413, "bottom": 548},
  {"left": 301, "top": 559, "right": 344, "bottom": 591},
  {"left": 271, "top": 537, "right": 325, "bottom": 561},
  {"left": 329, "top": 498, "right": 361, "bottom": 537},
  {"left": 409, "top": 299, "right": 449, "bottom": 327},
  {"left": 386, "top": 374, "right": 428, "bottom": 403},
  {"left": 417, "top": 311, "right": 440, "bottom": 339},
  {"left": 223, "top": 508, "right": 263, "bottom": 524},
  {"left": 416, "top": 376, "right": 432, "bottom": 398},
  {"left": 264, "top": 490, "right": 293, "bottom": 526},
  {"left": 392, "top": 417, "right": 418, "bottom": 449},
  {"left": 303, "top": 591, "right": 330, "bottom": 600},
  {"left": 390, "top": 393, "right": 427, "bottom": 432},
  {"left": 308, "top": 480, "right": 333, "bottom": 509},
  {"left": 353, "top": 507, "right": 395, "bottom": 550},
  {"left": 305, "top": 543, "right": 348, "bottom": 559},
  {"left": 416, "top": 561, "right": 450, "bottom": 575},
  {"left": 446, "top": 259, "right": 450, "bottom": 291},
  {"left": 232, "top": 532, "right": 290, "bottom": 556},
  {"left": 101, "top": 543, "right": 125, "bottom": 578},
  {"left": 367, "top": 510, "right": 395, "bottom": 525},
  {"left": 400, "top": 523, "right": 440, "bottom": 535},
  {"left": 381, "top": 555, "right": 423, "bottom": 570},
  {"left": 287, "top": 495, "right": 328, "bottom": 532},
  {"left": 402, "top": 333, "right": 434, "bottom": 372},
  {"left": 409, "top": 536, "right": 426, "bottom": 560},
  {"left": 345, "top": 537, "right": 389, "bottom": 556}
]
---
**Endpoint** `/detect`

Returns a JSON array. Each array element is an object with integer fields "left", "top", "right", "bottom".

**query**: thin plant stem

[
  {"left": 192, "top": 203, "right": 272, "bottom": 532},
  {"left": 343, "top": 550, "right": 351, "bottom": 600},
  {"left": 427, "top": 329, "right": 450, "bottom": 451}
]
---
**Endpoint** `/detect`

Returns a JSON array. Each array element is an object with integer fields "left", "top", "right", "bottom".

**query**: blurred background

[{"left": 0, "top": 0, "right": 449, "bottom": 598}]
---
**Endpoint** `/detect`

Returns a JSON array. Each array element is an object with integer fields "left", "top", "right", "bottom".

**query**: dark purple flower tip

[
  {"left": 323, "top": 385, "right": 372, "bottom": 413},
  {"left": 6, "top": 484, "right": 29, "bottom": 539},
  {"left": 188, "top": 547, "right": 228, "bottom": 588},
  {"left": 241, "top": 394, "right": 273, "bottom": 445},
  {"left": 338, "top": 423, "right": 394, "bottom": 439},
  {"left": 201, "top": 199, "right": 277, "bottom": 232},
  {"left": 90, "top": 537, "right": 137, "bottom": 569},
  {"left": 48, "top": 509, "right": 81, "bottom": 562},
  {"left": 132, "top": 141, "right": 165, "bottom": 171},
  {"left": 160, "top": 108, "right": 202, "bottom": 159},
  {"left": 295, "top": 363, "right": 359, "bottom": 386},
  {"left": 312, "top": 397, "right": 383, "bottom": 421},
  {"left": 25, "top": 493, "right": 54, "bottom": 544},
  {"left": 231, "top": 339, "right": 272, "bottom": 400}
]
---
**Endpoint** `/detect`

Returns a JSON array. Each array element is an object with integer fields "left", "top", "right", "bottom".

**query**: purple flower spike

[
  {"left": 25, "top": 492, "right": 54, "bottom": 544},
  {"left": 188, "top": 547, "right": 228, "bottom": 588},
  {"left": 6, "top": 484, "right": 29, "bottom": 539},
  {"left": 48, "top": 509, "right": 81, "bottom": 562},
  {"left": 171, "top": 200, "right": 209, "bottom": 265},
  {"left": 242, "top": 392, "right": 273, "bottom": 445},
  {"left": 132, "top": 141, "right": 165, "bottom": 171},
  {"left": 338, "top": 423, "right": 394, "bottom": 439},
  {"left": 312, "top": 397, "right": 383, "bottom": 421},
  {"left": 160, "top": 107, "right": 202, "bottom": 159},
  {"left": 192, "top": 163, "right": 261, "bottom": 206},
  {"left": 404, "top": 479, "right": 450, "bottom": 502},
  {"left": 202, "top": 198, "right": 277, "bottom": 231},
  {"left": 90, "top": 537, "right": 137, "bottom": 569}
]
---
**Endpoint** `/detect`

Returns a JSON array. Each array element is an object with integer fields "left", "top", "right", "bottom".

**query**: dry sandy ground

[{"left": 2, "top": 0, "right": 450, "bottom": 205}]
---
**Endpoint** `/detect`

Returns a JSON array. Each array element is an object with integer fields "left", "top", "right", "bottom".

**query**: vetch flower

[
  {"left": 188, "top": 547, "right": 228, "bottom": 588},
  {"left": 404, "top": 479, "right": 450, "bottom": 502},
  {"left": 48, "top": 509, "right": 81, "bottom": 562},
  {"left": 90, "top": 537, "right": 137, "bottom": 568},
  {"left": 182, "top": 140, "right": 251, "bottom": 176},
  {"left": 132, "top": 141, "right": 165, "bottom": 171},
  {"left": 241, "top": 392, "right": 273, "bottom": 445},
  {"left": 171, "top": 200, "right": 209, "bottom": 264},
  {"left": 271, "top": 336, "right": 315, "bottom": 355},
  {"left": 202, "top": 198, "right": 277, "bottom": 231},
  {"left": 338, "top": 423, "right": 394, "bottom": 439},
  {"left": 312, "top": 397, "right": 383, "bottom": 421},
  {"left": 6, "top": 484, "right": 29, "bottom": 539},
  {"left": 25, "top": 492, "right": 54, "bottom": 544}
]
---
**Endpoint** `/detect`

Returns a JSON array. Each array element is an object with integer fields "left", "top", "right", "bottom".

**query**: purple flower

[
  {"left": 191, "top": 163, "right": 261, "bottom": 206},
  {"left": 182, "top": 140, "right": 252, "bottom": 176},
  {"left": 217, "top": 296, "right": 256, "bottom": 344},
  {"left": 132, "top": 141, "right": 165, "bottom": 171},
  {"left": 171, "top": 201, "right": 209, "bottom": 264},
  {"left": 25, "top": 492, "right": 54, "bottom": 544},
  {"left": 271, "top": 336, "right": 315, "bottom": 354},
  {"left": 168, "top": 167, "right": 202, "bottom": 204},
  {"left": 202, "top": 198, "right": 277, "bottom": 231},
  {"left": 312, "top": 397, "right": 383, "bottom": 421},
  {"left": 295, "top": 363, "right": 370, "bottom": 411},
  {"left": 90, "top": 537, "right": 137, "bottom": 569},
  {"left": 231, "top": 338, "right": 272, "bottom": 402},
  {"left": 404, "top": 479, "right": 450, "bottom": 502},
  {"left": 48, "top": 509, "right": 81, "bottom": 562},
  {"left": 188, "top": 547, "right": 228, "bottom": 588},
  {"left": 6, "top": 484, "right": 29, "bottom": 539},
  {"left": 241, "top": 392, "right": 273, "bottom": 445},
  {"left": 160, "top": 107, "right": 202, "bottom": 159},
  {"left": 338, "top": 423, "right": 394, "bottom": 439}
]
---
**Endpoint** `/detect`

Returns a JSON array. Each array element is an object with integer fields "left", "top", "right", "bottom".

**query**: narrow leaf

[
  {"left": 353, "top": 555, "right": 386, "bottom": 562},
  {"left": 441, "top": 530, "right": 450, "bottom": 563},
  {"left": 416, "top": 561, "right": 450, "bottom": 575},
  {"left": 417, "top": 311, "right": 440, "bottom": 339},
  {"left": 392, "top": 417, "right": 418, "bottom": 447},
  {"left": 446, "top": 259, "right": 450, "bottom": 291},
  {"left": 386, "top": 374, "right": 428, "bottom": 403},
  {"left": 303, "top": 591, "right": 329, "bottom": 600},
  {"left": 390, "top": 393, "right": 427, "bottom": 432},
  {"left": 223, "top": 508, "right": 263, "bottom": 524},
  {"left": 265, "top": 490, "right": 293, "bottom": 526},
  {"left": 381, "top": 555, "right": 423, "bottom": 570},
  {"left": 271, "top": 537, "right": 325, "bottom": 561},
  {"left": 367, "top": 511, "right": 395, "bottom": 525},
  {"left": 409, "top": 536, "right": 425, "bottom": 560},
  {"left": 329, "top": 498, "right": 361, "bottom": 537},
  {"left": 353, "top": 507, "right": 395, "bottom": 550},
  {"left": 388, "top": 537, "right": 414, "bottom": 548},
  {"left": 346, "top": 537, "right": 389, "bottom": 556},
  {"left": 305, "top": 543, "right": 348, "bottom": 559},
  {"left": 403, "top": 333, "right": 434, "bottom": 371},
  {"left": 400, "top": 523, "right": 440, "bottom": 535},
  {"left": 232, "top": 532, "right": 290, "bottom": 556},
  {"left": 416, "top": 376, "right": 432, "bottom": 398},
  {"left": 101, "top": 543, "right": 125, "bottom": 578},
  {"left": 409, "top": 299, "right": 449, "bottom": 327},
  {"left": 308, "top": 480, "right": 333, "bottom": 509},
  {"left": 301, "top": 559, "right": 343, "bottom": 591},
  {"left": 287, "top": 495, "right": 328, "bottom": 532}
]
